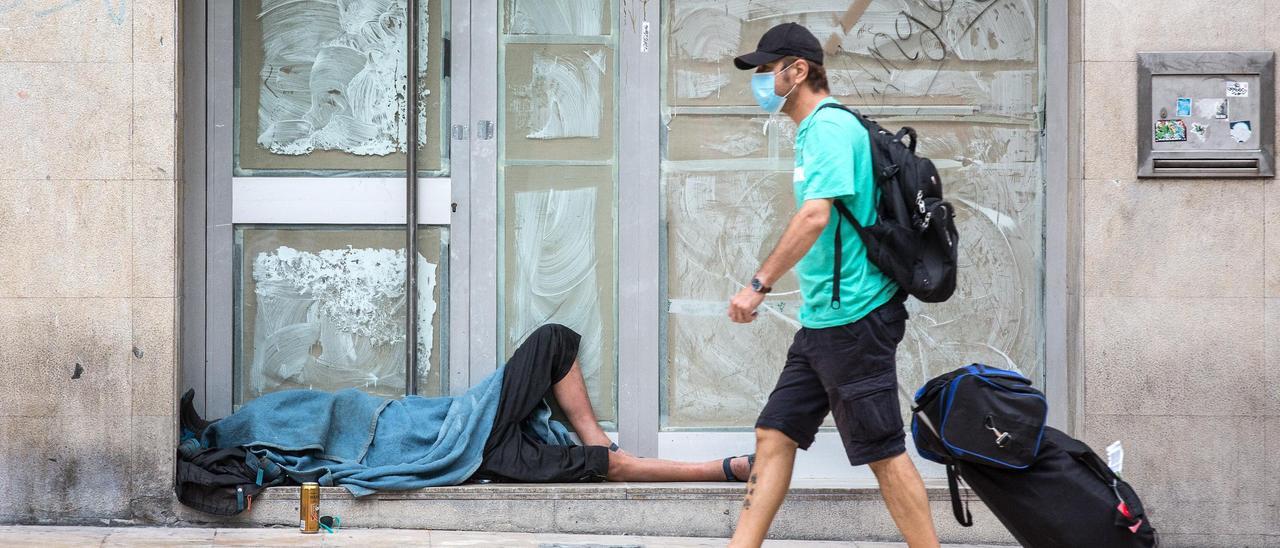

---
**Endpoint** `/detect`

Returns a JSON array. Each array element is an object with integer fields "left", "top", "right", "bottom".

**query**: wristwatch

[{"left": 751, "top": 277, "right": 772, "bottom": 294}]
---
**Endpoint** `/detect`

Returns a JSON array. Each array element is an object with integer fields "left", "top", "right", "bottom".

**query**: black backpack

[
  {"left": 175, "top": 389, "right": 288, "bottom": 516},
  {"left": 175, "top": 444, "right": 286, "bottom": 516},
  {"left": 816, "top": 103, "right": 959, "bottom": 304}
]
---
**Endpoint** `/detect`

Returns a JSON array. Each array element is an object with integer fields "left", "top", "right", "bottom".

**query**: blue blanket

[{"left": 200, "top": 366, "right": 575, "bottom": 496}]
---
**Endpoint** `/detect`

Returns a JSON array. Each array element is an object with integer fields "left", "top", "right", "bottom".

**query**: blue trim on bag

[
  {"left": 937, "top": 372, "right": 1047, "bottom": 470},
  {"left": 910, "top": 419, "right": 948, "bottom": 464},
  {"left": 964, "top": 363, "right": 1027, "bottom": 380}
]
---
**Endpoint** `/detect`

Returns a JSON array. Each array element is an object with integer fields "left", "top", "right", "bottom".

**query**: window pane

[
  {"left": 498, "top": 0, "right": 618, "bottom": 424},
  {"left": 661, "top": 0, "right": 1045, "bottom": 428},
  {"left": 503, "top": 43, "right": 614, "bottom": 162},
  {"left": 234, "top": 0, "right": 448, "bottom": 175},
  {"left": 503, "top": 0, "right": 609, "bottom": 36},
  {"left": 502, "top": 166, "right": 616, "bottom": 423},
  {"left": 417, "top": 226, "right": 449, "bottom": 393},
  {"left": 234, "top": 227, "right": 447, "bottom": 406}
]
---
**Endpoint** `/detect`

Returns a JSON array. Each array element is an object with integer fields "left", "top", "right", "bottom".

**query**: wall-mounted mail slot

[{"left": 1138, "top": 51, "right": 1275, "bottom": 178}]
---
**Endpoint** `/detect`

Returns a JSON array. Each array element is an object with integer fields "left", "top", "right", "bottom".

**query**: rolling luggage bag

[{"left": 911, "top": 364, "right": 1158, "bottom": 547}]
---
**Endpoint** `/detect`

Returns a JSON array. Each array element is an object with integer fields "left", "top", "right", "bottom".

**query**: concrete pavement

[{"left": 0, "top": 526, "right": 1012, "bottom": 547}]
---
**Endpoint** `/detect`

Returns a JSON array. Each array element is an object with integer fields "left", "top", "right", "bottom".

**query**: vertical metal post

[
  {"left": 1043, "top": 0, "right": 1068, "bottom": 431},
  {"left": 182, "top": 0, "right": 209, "bottom": 415},
  {"left": 206, "top": 0, "right": 235, "bottom": 418},
  {"left": 469, "top": 0, "right": 499, "bottom": 382},
  {"left": 447, "top": 0, "right": 473, "bottom": 396},
  {"left": 405, "top": 0, "right": 421, "bottom": 396},
  {"left": 617, "top": 0, "right": 661, "bottom": 456}
]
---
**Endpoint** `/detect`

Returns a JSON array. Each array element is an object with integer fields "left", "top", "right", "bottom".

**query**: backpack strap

[
  {"left": 815, "top": 101, "right": 856, "bottom": 117},
  {"left": 946, "top": 463, "right": 974, "bottom": 527},
  {"left": 832, "top": 210, "right": 842, "bottom": 309},
  {"left": 817, "top": 102, "right": 868, "bottom": 309},
  {"left": 830, "top": 200, "right": 861, "bottom": 309}
]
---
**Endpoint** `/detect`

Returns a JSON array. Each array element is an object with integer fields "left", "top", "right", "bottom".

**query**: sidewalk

[{"left": 0, "top": 526, "right": 1008, "bottom": 547}]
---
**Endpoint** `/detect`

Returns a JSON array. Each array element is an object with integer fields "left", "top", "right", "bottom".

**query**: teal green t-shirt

[{"left": 792, "top": 97, "right": 898, "bottom": 329}]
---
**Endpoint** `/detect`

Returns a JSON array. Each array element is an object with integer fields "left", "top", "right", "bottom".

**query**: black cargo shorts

[{"left": 756, "top": 296, "right": 909, "bottom": 466}]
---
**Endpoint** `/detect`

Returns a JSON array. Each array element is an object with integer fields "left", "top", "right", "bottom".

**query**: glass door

[
  {"left": 493, "top": 0, "right": 622, "bottom": 429},
  {"left": 198, "top": 0, "right": 464, "bottom": 417}
]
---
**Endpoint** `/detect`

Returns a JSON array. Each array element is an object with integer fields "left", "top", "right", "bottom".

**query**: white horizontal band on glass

[
  {"left": 232, "top": 177, "right": 452, "bottom": 225},
  {"left": 664, "top": 105, "right": 979, "bottom": 117},
  {"left": 656, "top": 431, "right": 945, "bottom": 481}
]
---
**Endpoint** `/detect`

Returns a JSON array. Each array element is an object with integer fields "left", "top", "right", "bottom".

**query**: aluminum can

[{"left": 300, "top": 482, "right": 320, "bottom": 533}]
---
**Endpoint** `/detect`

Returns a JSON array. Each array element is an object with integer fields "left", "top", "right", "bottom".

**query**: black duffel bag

[
  {"left": 912, "top": 364, "right": 1158, "bottom": 548},
  {"left": 912, "top": 363, "right": 1048, "bottom": 470}
]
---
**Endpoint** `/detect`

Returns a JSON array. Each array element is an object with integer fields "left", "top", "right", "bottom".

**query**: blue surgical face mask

[{"left": 751, "top": 62, "right": 799, "bottom": 114}]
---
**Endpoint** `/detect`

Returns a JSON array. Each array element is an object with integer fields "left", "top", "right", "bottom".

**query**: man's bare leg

[
  {"left": 728, "top": 427, "right": 798, "bottom": 548},
  {"left": 553, "top": 359, "right": 754, "bottom": 482},
  {"left": 551, "top": 360, "right": 613, "bottom": 448},
  {"left": 606, "top": 452, "right": 752, "bottom": 482},
  {"left": 868, "top": 453, "right": 939, "bottom": 548}
]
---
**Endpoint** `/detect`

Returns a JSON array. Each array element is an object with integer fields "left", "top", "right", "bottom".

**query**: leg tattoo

[{"left": 742, "top": 472, "right": 759, "bottom": 510}]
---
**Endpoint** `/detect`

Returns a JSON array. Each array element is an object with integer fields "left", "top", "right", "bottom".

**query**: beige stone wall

[
  {"left": 1072, "top": 1, "right": 1279, "bottom": 546},
  {"left": 0, "top": 0, "right": 179, "bottom": 523}
]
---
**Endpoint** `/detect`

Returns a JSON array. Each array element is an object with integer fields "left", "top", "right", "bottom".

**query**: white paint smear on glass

[
  {"left": 703, "top": 131, "right": 767, "bottom": 157},
  {"left": 675, "top": 69, "right": 731, "bottom": 99},
  {"left": 255, "top": 0, "right": 429, "bottom": 157},
  {"left": 508, "top": 0, "right": 604, "bottom": 35},
  {"left": 664, "top": 171, "right": 799, "bottom": 423},
  {"left": 705, "top": 0, "right": 1035, "bottom": 62},
  {"left": 510, "top": 187, "right": 605, "bottom": 399},
  {"left": 521, "top": 50, "right": 606, "bottom": 139},
  {"left": 825, "top": 69, "right": 1036, "bottom": 118},
  {"left": 671, "top": 7, "right": 742, "bottom": 62},
  {"left": 835, "top": 0, "right": 1036, "bottom": 62},
  {"left": 249, "top": 246, "right": 436, "bottom": 397}
]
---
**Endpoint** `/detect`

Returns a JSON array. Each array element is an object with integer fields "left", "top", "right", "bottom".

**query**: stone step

[{"left": 176, "top": 481, "right": 1016, "bottom": 544}]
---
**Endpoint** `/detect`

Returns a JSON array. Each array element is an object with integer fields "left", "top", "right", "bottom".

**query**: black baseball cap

[{"left": 734, "top": 23, "right": 823, "bottom": 70}]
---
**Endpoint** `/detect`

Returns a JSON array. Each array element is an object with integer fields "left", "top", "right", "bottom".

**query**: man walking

[{"left": 725, "top": 23, "right": 939, "bottom": 548}]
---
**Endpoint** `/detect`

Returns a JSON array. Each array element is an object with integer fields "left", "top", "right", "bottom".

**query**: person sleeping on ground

[{"left": 180, "top": 324, "right": 754, "bottom": 495}]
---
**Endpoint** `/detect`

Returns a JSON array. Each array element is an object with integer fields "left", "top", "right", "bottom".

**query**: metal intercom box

[{"left": 1137, "top": 51, "right": 1275, "bottom": 178}]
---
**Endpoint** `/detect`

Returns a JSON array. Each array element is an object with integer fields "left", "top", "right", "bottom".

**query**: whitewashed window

[
  {"left": 234, "top": 227, "right": 447, "bottom": 403},
  {"left": 498, "top": 0, "right": 618, "bottom": 424},
  {"left": 229, "top": 0, "right": 450, "bottom": 406},
  {"left": 661, "top": 0, "right": 1046, "bottom": 428},
  {"left": 235, "top": 0, "right": 448, "bottom": 175}
]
